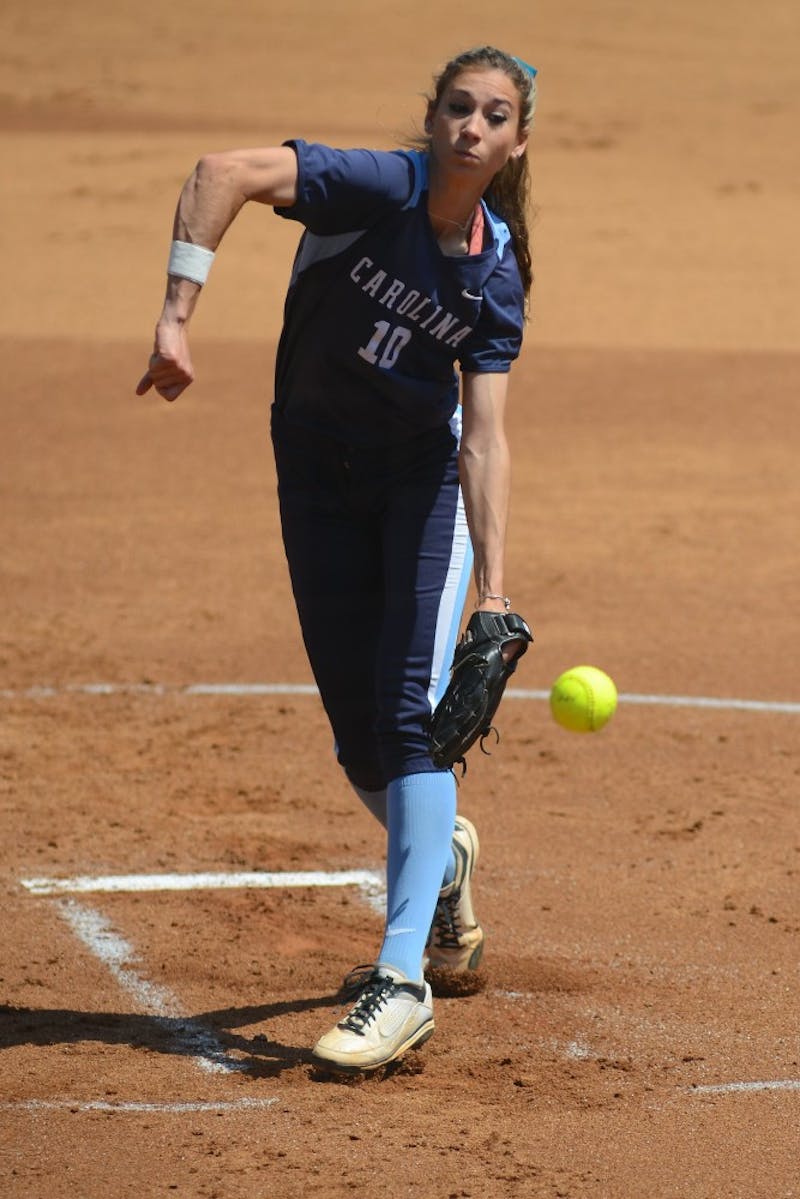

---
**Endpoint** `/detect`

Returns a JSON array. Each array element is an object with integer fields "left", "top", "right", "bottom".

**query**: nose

[{"left": 459, "top": 112, "right": 482, "bottom": 142}]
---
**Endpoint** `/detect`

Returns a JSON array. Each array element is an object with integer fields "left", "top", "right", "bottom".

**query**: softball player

[{"left": 137, "top": 45, "right": 537, "bottom": 1073}]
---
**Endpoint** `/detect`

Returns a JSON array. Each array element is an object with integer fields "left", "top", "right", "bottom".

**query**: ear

[
  {"left": 424, "top": 102, "right": 435, "bottom": 134},
  {"left": 510, "top": 136, "right": 529, "bottom": 160}
]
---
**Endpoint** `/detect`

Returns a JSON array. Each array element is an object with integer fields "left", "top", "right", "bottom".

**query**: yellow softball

[{"left": 549, "top": 665, "right": 618, "bottom": 733}]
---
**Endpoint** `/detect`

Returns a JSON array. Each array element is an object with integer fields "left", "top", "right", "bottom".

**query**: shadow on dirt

[{"left": 0, "top": 994, "right": 341, "bottom": 1077}]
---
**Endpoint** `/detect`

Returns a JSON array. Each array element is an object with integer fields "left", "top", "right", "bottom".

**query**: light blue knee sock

[
  {"left": 375, "top": 771, "right": 457, "bottom": 984},
  {"left": 353, "top": 782, "right": 456, "bottom": 889}
]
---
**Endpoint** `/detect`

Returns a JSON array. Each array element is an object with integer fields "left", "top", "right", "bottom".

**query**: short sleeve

[
  {"left": 457, "top": 253, "right": 526, "bottom": 374},
  {"left": 274, "top": 140, "right": 420, "bottom": 235}
]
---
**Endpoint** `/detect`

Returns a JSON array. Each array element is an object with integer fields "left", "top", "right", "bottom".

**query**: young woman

[{"left": 136, "top": 46, "right": 537, "bottom": 1074}]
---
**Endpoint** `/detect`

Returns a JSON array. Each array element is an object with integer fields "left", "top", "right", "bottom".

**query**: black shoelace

[
  {"left": 338, "top": 963, "right": 376, "bottom": 1002},
  {"left": 431, "top": 889, "right": 463, "bottom": 949},
  {"left": 339, "top": 972, "right": 396, "bottom": 1035}
]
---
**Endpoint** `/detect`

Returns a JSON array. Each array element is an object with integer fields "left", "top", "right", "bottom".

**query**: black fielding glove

[{"left": 429, "top": 610, "right": 533, "bottom": 772}]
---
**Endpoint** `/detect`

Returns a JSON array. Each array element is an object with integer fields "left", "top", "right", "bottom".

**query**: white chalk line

[
  {"left": 23, "top": 887, "right": 800, "bottom": 1102},
  {"left": 25, "top": 871, "right": 387, "bottom": 1076},
  {"left": 490, "top": 1007, "right": 800, "bottom": 1097},
  {"left": 55, "top": 899, "right": 244, "bottom": 1075},
  {"left": 18, "top": 795, "right": 799, "bottom": 1101},
  {"left": 22, "top": 868, "right": 385, "bottom": 899},
  {"left": 0, "top": 682, "right": 316, "bottom": 699},
  {"left": 0, "top": 1098, "right": 277, "bottom": 1114},
  {"left": 1, "top": 681, "right": 797, "bottom": 713},
  {"left": 689, "top": 1080, "right": 800, "bottom": 1095}
]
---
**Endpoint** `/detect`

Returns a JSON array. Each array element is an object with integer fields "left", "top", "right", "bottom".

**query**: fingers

[
  {"left": 157, "top": 381, "right": 189, "bottom": 402},
  {"left": 135, "top": 376, "right": 189, "bottom": 402},
  {"left": 501, "top": 638, "right": 526, "bottom": 663},
  {"left": 135, "top": 352, "right": 193, "bottom": 401}
]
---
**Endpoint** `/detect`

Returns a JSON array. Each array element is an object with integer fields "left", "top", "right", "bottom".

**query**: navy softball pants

[{"left": 270, "top": 406, "right": 472, "bottom": 791}]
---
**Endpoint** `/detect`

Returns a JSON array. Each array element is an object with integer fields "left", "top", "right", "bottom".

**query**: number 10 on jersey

[{"left": 358, "top": 321, "right": 412, "bottom": 370}]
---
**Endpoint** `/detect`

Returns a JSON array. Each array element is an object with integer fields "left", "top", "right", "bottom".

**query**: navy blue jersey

[{"left": 273, "top": 141, "right": 525, "bottom": 447}]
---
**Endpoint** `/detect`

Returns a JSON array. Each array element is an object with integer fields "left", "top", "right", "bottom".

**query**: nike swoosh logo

[{"left": 462, "top": 289, "right": 482, "bottom": 300}]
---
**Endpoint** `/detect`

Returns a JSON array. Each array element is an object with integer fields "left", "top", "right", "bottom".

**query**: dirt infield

[{"left": 2, "top": 1, "right": 799, "bottom": 1196}]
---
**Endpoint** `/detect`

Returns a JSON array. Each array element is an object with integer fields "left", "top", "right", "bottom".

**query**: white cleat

[
  {"left": 312, "top": 966, "right": 434, "bottom": 1074},
  {"left": 426, "top": 815, "right": 484, "bottom": 972}
]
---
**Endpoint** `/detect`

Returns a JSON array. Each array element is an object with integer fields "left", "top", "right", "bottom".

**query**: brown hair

[{"left": 410, "top": 46, "right": 537, "bottom": 302}]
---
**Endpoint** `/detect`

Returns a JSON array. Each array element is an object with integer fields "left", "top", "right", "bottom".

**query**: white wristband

[{"left": 167, "top": 240, "right": 215, "bottom": 285}]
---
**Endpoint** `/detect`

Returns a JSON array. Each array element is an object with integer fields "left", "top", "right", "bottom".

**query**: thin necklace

[{"left": 429, "top": 208, "right": 475, "bottom": 235}]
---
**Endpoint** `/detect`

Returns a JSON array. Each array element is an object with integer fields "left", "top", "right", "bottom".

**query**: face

[{"left": 426, "top": 68, "right": 528, "bottom": 183}]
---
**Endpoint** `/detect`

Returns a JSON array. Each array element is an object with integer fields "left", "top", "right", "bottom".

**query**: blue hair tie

[{"left": 513, "top": 56, "right": 538, "bottom": 79}]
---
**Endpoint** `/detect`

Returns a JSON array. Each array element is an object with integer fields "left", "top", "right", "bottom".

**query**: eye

[
  {"left": 488, "top": 112, "right": 510, "bottom": 127},
  {"left": 447, "top": 101, "right": 470, "bottom": 116}
]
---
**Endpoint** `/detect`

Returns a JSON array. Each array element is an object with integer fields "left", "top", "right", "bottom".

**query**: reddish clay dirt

[{"left": 2, "top": 2, "right": 799, "bottom": 1196}]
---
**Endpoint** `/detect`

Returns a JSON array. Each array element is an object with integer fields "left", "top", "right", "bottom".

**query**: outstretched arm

[
  {"left": 136, "top": 146, "right": 298, "bottom": 401},
  {"left": 459, "top": 370, "right": 513, "bottom": 613}
]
